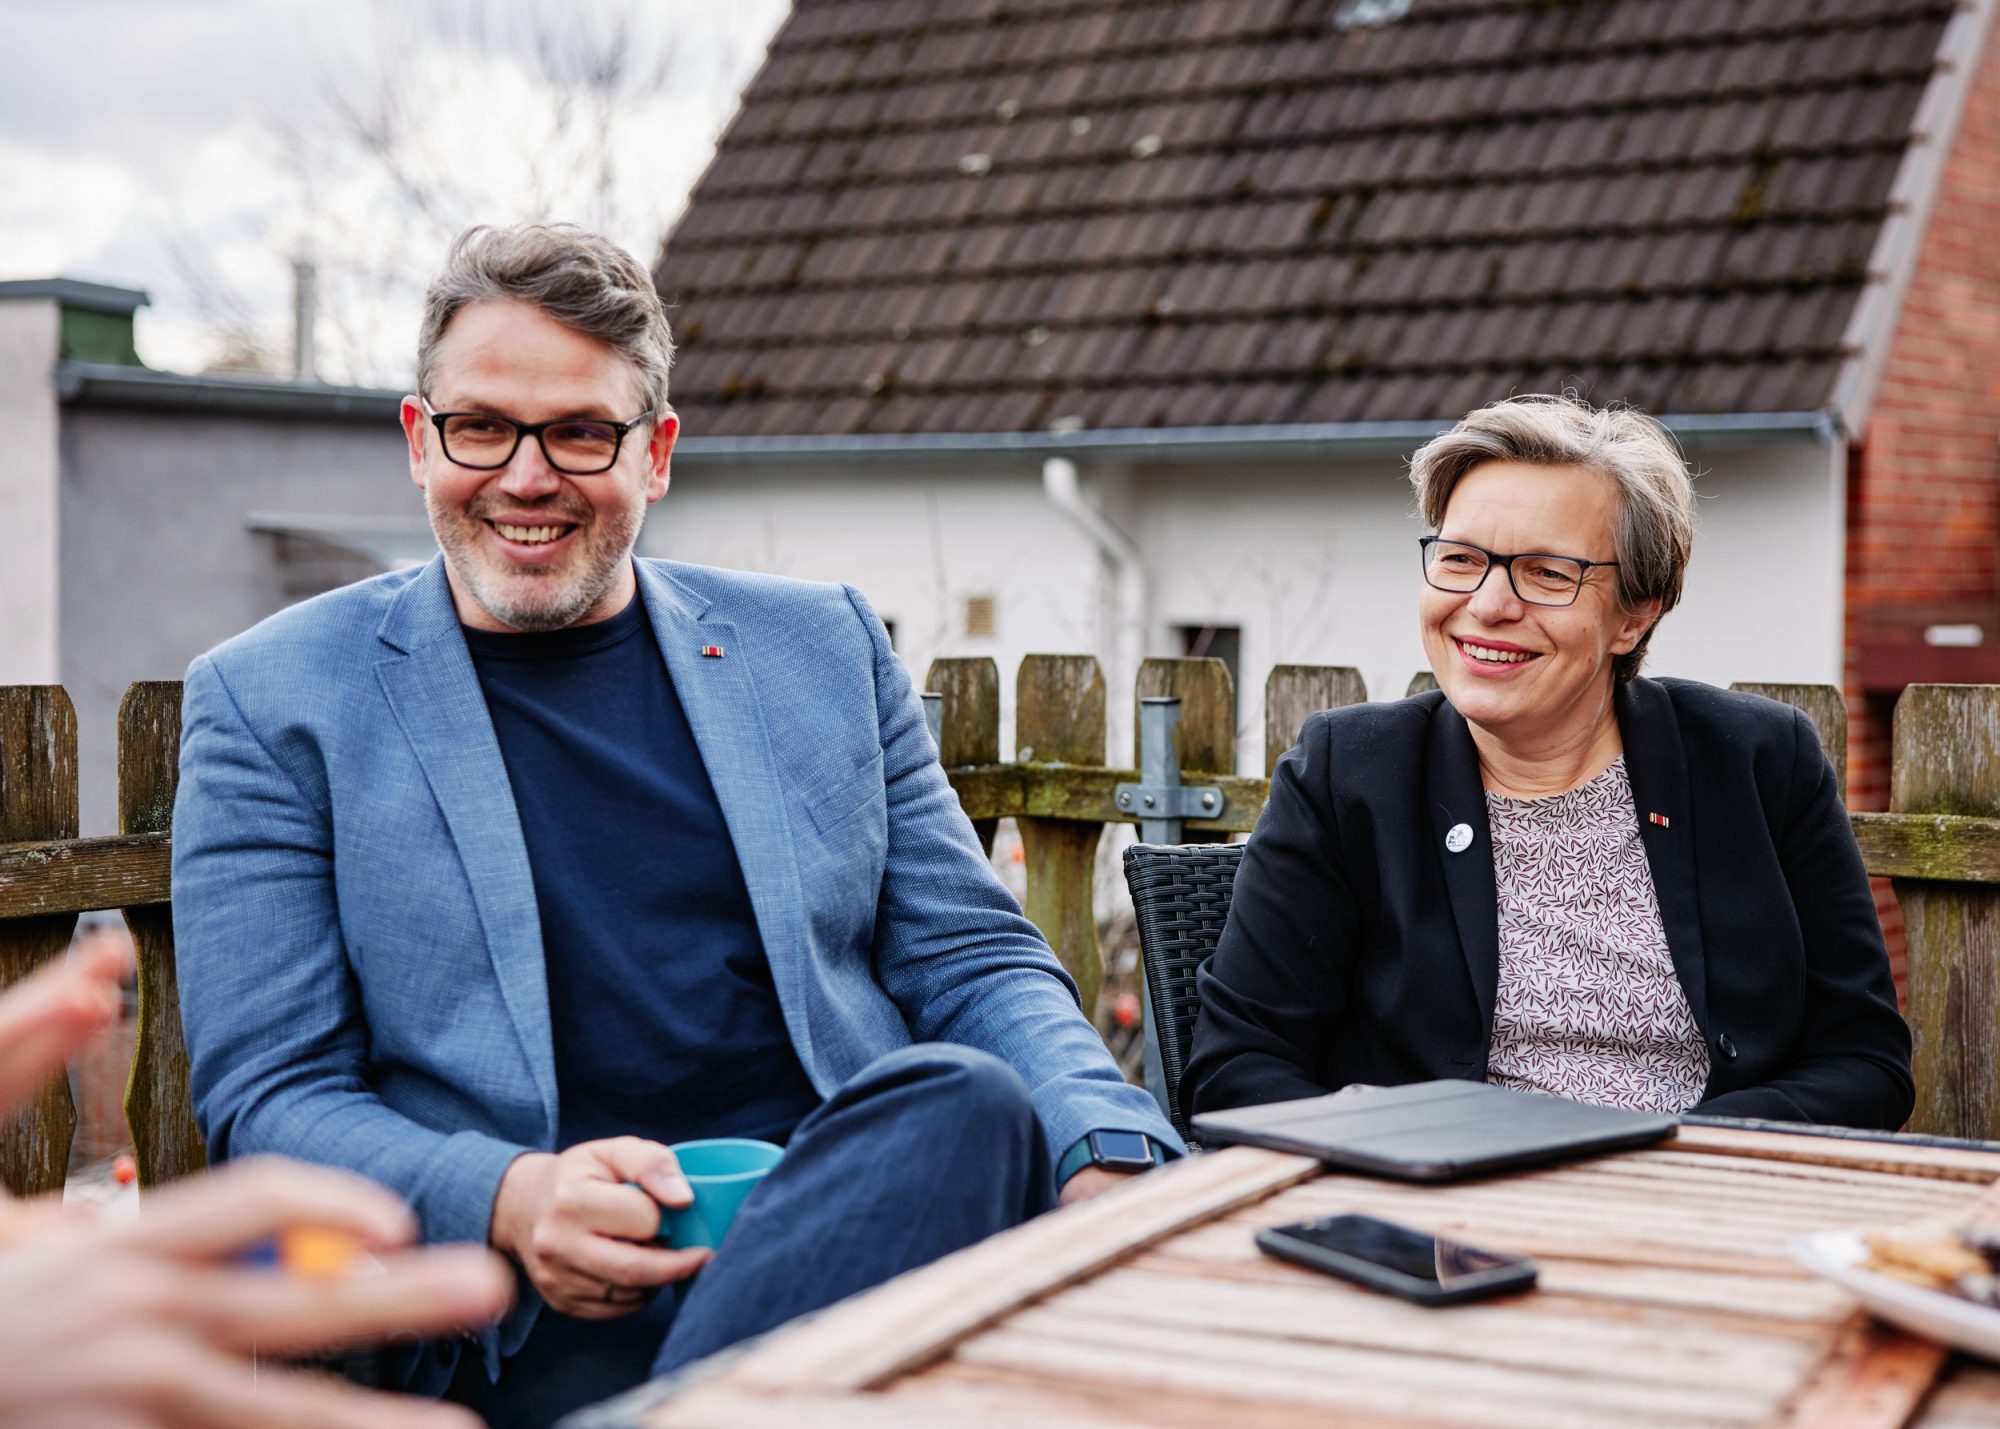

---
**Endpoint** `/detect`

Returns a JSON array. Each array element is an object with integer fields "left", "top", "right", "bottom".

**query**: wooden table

[{"left": 579, "top": 1126, "right": 2000, "bottom": 1428}]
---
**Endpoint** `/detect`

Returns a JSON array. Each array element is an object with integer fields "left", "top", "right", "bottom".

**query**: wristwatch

[{"left": 1056, "top": 1129, "right": 1163, "bottom": 1186}]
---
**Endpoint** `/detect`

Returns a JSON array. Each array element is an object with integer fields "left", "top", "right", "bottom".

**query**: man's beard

[{"left": 426, "top": 488, "right": 643, "bottom": 632}]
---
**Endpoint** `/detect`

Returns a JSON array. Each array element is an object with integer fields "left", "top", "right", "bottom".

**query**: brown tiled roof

[{"left": 653, "top": 0, "right": 1954, "bottom": 438}]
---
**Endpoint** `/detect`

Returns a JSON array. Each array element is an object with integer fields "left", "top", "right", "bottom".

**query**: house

[
  {"left": 0, "top": 279, "right": 426, "bottom": 833},
  {"left": 650, "top": 0, "right": 2000, "bottom": 829}
]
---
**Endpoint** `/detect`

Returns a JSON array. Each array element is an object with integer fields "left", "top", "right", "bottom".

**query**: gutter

[
  {"left": 54, "top": 354, "right": 1839, "bottom": 456},
  {"left": 55, "top": 360, "right": 402, "bottom": 422},
  {"left": 675, "top": 411, "right": 1836, "bottom": 467}
]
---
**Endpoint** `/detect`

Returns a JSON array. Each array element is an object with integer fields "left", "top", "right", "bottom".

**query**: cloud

[
  {"left": 1, "top": 0, "right": 790, "bottom": 382},
  {"left": 0, "top": 137, "right": 141, "bottom": 279}
]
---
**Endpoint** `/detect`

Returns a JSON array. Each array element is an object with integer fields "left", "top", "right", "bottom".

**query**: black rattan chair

[{"left": 1122, "top": 841, "right": 1244, "bottom": 1144}]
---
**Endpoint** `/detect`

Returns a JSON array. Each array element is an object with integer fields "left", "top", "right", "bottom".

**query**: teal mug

[{"left": 656, "top": 1137, "right": 784, "bottom": 1251}]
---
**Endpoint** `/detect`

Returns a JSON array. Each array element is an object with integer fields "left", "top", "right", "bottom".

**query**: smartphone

[{"left": 1254, "top": 1214, "right": 1537, "bottom": 1306}]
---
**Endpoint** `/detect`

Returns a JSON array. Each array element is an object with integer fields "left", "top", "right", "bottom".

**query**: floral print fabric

[{"left": 1482, "top": 757, "right": 1708, "bottom": 1113}]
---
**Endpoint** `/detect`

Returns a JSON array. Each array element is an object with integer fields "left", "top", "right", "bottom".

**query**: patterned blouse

[{"left": 1482, "top": 757, "right": 1709, "bottom": 1113}]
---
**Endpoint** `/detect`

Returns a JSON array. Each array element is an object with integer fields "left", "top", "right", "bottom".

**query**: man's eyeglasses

[
  {"left": 422, "top": 399, "right": 653, "bottom": 475},
  {"left": 1419, "top": 536, "right": 1619, "bottom": 609}
]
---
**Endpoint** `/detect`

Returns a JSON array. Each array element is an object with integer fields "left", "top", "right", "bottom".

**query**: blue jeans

[
  {"left": 651, "top": 1042, "right": 1054, "bottom": 1373},
  {"left": 447, "top": 1044, "right": 1053, "bottom": 1425}
]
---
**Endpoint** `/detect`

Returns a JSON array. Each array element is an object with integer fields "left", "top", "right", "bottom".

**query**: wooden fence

[{"left": 5, "top": 662, "right": 2000, "bottom": 1200}]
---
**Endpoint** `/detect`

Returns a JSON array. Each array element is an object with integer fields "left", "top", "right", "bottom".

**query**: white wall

[
  {"left": 1126, "top": 434, "right": 1849, "bottom": 771},
  {"left": 665, "top": 433, "right": 1849, "bottom": 777},
  {"left": 1649, "top": 434, "right": 1847, "bottom": 687},
  {"left": 644, "top": 461, "right": 1105, "bottom": 761},
  {"left": 0, "top": 300, "right": 60, "bottom": 684},
  {"left": 60, "top": 406, "right": 411, "bottom": 831}
]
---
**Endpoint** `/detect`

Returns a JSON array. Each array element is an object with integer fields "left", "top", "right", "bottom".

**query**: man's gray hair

[
  {"left": 415, "top": 223, "right": 674, "bottom": 413},
  {"left": 1407, "top": 393, "right": 1696, "bottom": 684}
]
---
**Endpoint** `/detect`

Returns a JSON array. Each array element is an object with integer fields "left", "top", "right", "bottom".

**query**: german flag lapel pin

[{"left": 700, "top": 644, "right": 725, "bottom": 659}]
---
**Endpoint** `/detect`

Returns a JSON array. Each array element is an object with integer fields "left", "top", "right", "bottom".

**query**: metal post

[
  {"left": 1115, "top": 698, "right": 1222, "bottom": 843},
  {"left": 1133, "top": 697, "right": 1177, "bottom": 1116},
  {"left": 920, "top": 692, "right": 942, "bottom": 754},
  {"left": 1136, "top": 697, "right": 1182, "bottom": 844}
]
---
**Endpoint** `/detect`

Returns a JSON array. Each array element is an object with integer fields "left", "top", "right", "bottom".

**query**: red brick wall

[{"left": 1845, "top": 18, "right": 2000, "bottom": 997}]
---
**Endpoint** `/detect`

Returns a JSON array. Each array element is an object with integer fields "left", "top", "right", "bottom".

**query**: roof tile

[{"left": 660, "top": 0, "right": 1952, "bottom": 435}]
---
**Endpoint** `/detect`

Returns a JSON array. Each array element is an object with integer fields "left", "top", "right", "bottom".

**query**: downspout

[
  {"left": 1040, "top": 457, "right": 1146, "bottom": 744},
  {"left": 1041, "top": 457, "right": 1171, "bottom": 1110}
]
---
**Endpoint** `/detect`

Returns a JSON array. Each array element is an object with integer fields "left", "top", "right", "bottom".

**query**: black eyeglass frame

[
  {"left": 421, "top": 398, "right": 655, "bottom": 475},
  {"left": 1418, "top": 535, "right": 1619, "bottom": 609}
]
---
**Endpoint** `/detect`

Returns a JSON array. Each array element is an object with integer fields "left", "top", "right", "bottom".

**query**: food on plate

[{"left": 1862, "top": 1221, "right": 2000, "bottom": 1305}]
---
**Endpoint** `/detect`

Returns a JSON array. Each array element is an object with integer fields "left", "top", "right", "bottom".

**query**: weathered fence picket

[
  {"left": 0, "top": 687, "right": 81, "bottom": 1196},
  {"left": 120, "top": 682, "right": 204, "bottom": 1186},
  {"left": 1016, "top": 655, "right": 1110, "bottom": 1017},
  {"left": 5, "top": 668, "right": 2000, "bottom": 1193},
  {"left": 1733, "top": 681, "right": 1849, "bottom": 801},
  {"left": 1263, "top": 666, "right": 1367, "bottom": 777},
  {"left": 1894, "top": 686, "right": 2000, "bottom": 1140},
  {"left": 923, "top": 657, "right": 1000, "bottom": 856}
]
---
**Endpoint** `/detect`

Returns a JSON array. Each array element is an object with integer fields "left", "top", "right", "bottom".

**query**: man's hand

[
  {"left": 1058, "top": 1165, "right": 1146, "bottom": 1206},
  {"left": 490, "top": 1138, "right": 712, "bottom": 1317},
  {"left": 0, "top": 1157, "right": 511, "bottom": 1429}
]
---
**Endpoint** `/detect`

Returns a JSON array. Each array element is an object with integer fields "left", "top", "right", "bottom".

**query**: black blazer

[{"left": 1185, "top": 678, "right": 1914, "bottom": 1130}]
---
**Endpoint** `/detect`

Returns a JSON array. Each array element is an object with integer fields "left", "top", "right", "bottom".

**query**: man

[{"left": 172, "top": 223, "right": 1177, "bottom": 1425}]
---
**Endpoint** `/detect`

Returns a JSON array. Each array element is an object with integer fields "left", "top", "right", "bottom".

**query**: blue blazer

[{"left": 173, "top": 556, "right": 1174, "bottom": 1373}]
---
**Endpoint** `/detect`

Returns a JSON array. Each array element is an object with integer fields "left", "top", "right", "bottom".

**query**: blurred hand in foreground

[
  {"left": 0, "top": 932, "right": 130, "bottom": 1116},
  {"left": 0, "top": 944, "right": 513, "bottom": 1426},
  {"left": 0, "top": 1157, "right": 511, "bottom": 1428}
]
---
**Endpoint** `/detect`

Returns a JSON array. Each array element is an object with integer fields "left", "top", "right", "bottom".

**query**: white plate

[{"left": 1793, "top": 1228, "right": 2000, "bottom": 1361}]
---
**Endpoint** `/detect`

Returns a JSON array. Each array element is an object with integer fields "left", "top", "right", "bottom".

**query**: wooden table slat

[
  {"left": 712, "top": 1147, "right": 1321, "bottom": 1396},
  {"left": 950, "top": 1314, "right": 1771, "bottom": 1427},
  {"left": 1052, "top": 1268, "right": 1820, "bottom": 1386},
  {"left": 630, "top": 1139, "right": 2000, "bottom": 1429},
  {"left": 1669, "top": 1125, "right": 2000, "bottom": 1182},
  {"left": 1132, "top": 1238, "right": 1854, "bottom": 1321}
]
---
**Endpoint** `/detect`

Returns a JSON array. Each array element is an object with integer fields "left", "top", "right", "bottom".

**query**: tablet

[{"left": 1190, "top": 1080, "right": 1678, "bottom": 1182}]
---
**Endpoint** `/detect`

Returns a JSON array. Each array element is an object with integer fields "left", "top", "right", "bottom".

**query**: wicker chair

[{"left": 1121, "top": 841, "right": 1244, "bottom": 1144}]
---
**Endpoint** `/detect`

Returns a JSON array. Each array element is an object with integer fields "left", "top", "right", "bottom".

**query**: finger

[
  {"left": 0, "top": 946, "right": 129, "bottom": 1111},
  {"left": 556, "top": 1232, "right": 709, "bottom": 1291},
  {"left": 558, "top": 1175, "right": 668, "bottom": 1242},
  {"left": 525, "top": 1237, "right": 708, "bottom": 1320},
  {"left": 109, "top": 1158, "right": 418, "bottom": 1261},
  {"left": 581, "top": 1137, "right": 690, "bottom": 1207},
  {"left": 174, "top": 1245, "right": 512, "bottom": 1356},
  {"left": 146, "top": 1342, "right": 483, "bottom": 1429},
  {"left": 70, "top": 932, "right": 136, "bottom": 986},
  {"left": 539, "top": 1268, "right": 681, "bottom": 1322}
]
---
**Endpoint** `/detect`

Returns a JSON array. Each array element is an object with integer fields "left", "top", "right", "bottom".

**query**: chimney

[{"left": 291, "top": 257, "right": 317, "bottom": 383}]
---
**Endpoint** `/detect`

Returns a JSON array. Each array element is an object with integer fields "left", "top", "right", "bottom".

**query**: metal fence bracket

[{"left": 1116, "top": 696, "right": 1225, "bottom": 843}]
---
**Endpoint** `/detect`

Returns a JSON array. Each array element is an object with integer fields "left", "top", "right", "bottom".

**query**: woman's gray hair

[
  {"left": 415, "top": 223, "right": 674, "bottom": 414},
  {"left": 1408, "top": 393, "right": 1696, "bottom": 684}
]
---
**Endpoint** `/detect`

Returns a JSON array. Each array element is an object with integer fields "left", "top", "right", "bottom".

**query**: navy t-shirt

[{"left": 456, "top": 592, "right": 821, "bottom": 1423}]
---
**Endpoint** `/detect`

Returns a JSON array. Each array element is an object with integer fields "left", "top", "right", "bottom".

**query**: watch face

[{"left": 1091, "top": 1130, "right": 1155, "bottom": 1169}]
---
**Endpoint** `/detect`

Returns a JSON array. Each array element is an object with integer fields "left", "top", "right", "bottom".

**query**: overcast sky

[{"left": 0, "top": 0, "right": 790, "bottom": 382}]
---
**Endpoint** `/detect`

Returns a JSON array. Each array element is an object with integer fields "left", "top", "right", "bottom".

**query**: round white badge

[{"left": 1445, "top": 823, "right": 1474, "bottom": 854}]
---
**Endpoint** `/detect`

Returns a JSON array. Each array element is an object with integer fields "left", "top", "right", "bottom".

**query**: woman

[{"left": 1185, "top": 394, "right": 1912, "bottom": 1129}]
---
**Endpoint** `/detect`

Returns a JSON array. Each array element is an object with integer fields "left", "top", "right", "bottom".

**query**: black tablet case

[{"left": 1190, "top": 1080, "right": 1678, "bottom": 1182}]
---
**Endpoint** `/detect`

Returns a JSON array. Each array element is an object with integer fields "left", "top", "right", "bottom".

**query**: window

[
  {"left": 1177, "top": 623, "right": 1242, "bottom": 727},
  {"left": 964, "top": 595, "right": 997, "bottom": 638}
]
